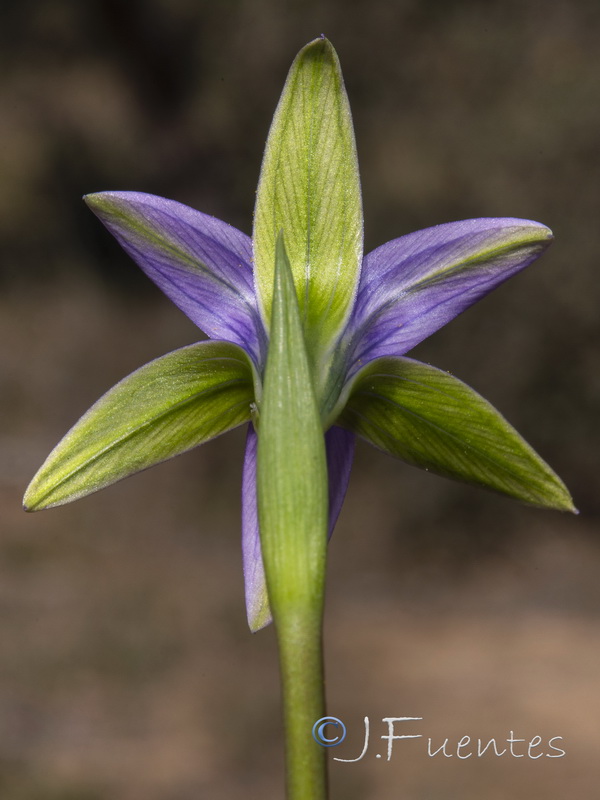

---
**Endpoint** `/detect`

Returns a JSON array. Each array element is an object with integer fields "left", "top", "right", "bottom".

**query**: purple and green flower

[{"left": 24, "top": 37, "right": 574, "bottom": 800}]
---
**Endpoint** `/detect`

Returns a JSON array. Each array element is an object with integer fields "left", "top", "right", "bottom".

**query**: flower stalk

[
  {"left": 257, "top": 234, "right": 329, "bottom": 798},
  {"left": 277, "top": 614, "right": 327, "bottom": 799}
]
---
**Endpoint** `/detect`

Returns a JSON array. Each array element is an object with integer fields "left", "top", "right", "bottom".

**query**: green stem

[
  {"left": 276, "top": 611, "right": 328, "bottom": 800},
  {"left": 257, "top": 236, "right": 330, "bottom": 798}
]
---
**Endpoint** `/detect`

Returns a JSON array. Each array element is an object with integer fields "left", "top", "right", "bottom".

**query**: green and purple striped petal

[
  {"left": 86, "top": 191, "right": 266, "bottom": 367},
  {"left": 345, "top": 218, "right": 553, "bottom": 373}
]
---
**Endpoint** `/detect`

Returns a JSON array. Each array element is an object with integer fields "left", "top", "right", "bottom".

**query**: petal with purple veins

[
  {"left": 346, "top": 218, "right": 553, "bottom": 372},
  {"left": 85, "top": 191, "right": 266, "bottom": 367},
  {"left": 242, "top": 424, "right": 270, "bottom": 632},
  {"left": 242, "top": 424, "right": 355, "bottom": 632}
]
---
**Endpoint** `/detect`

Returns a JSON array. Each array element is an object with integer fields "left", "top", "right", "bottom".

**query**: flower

[{"left": 24, "top": 38, "right": 574, "bottom": 631}]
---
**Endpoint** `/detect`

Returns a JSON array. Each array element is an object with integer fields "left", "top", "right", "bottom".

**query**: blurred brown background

[{"left": 2, "top": 1, "right": 599, "bottom": 798}]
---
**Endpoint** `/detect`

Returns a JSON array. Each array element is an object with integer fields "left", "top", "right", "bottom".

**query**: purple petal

[
  {"left": 85, "top": 191, "right": 266, "bottom": 366},
  {"left": 241, "top": 424, "right": 271, "bottom": 632},
  {"left": 346, "top": 218, "right": 553, "bottom": 373},
  {"left": 241, "top": 424, "right": 355, "bottom": 632},
  {"left": 325, "top": 426, "right": 355, "bottom": 534}
]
